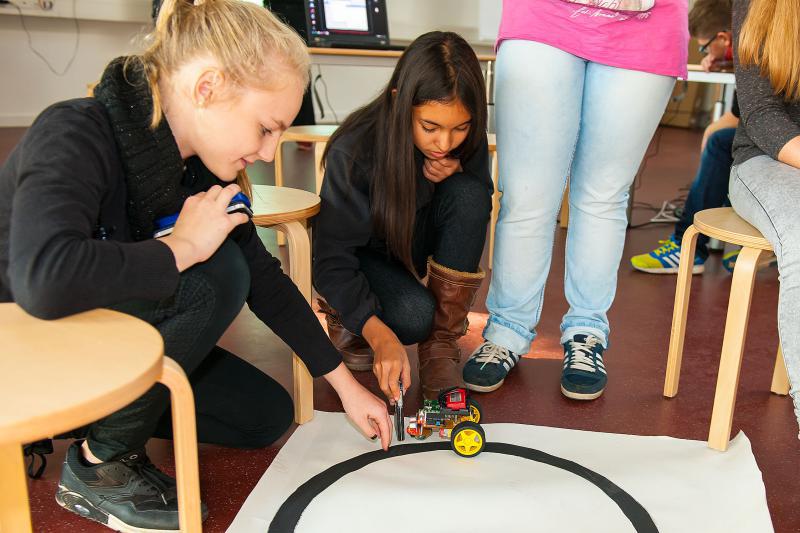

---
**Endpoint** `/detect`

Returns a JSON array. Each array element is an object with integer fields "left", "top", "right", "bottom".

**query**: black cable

[
  {"left": 11, "top": 0, "right": 80, "bottom": 77},
  {"left": 312, "top": 64, "right": 339, "bottom": 124}
]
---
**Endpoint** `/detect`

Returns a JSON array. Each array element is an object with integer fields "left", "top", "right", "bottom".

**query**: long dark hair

[{"left": 324, "top": 31, "right": 487, "bottom": 272}]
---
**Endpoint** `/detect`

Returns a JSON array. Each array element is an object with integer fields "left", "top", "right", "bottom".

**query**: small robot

[{"left": 405, "top": 387, "right": 485, "bottom": 457}]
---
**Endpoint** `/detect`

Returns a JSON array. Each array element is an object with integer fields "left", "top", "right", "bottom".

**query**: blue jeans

[
  {"left": 674, "top": 127, "right": 736, "bottom": 259},
  {"left": 485, "top": 40, "right": 675, "bottom": 354}
]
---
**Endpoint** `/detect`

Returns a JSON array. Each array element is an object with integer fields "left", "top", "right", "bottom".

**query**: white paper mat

[{"left": 228, "top": 411, "right": 772, "bottom": 533}]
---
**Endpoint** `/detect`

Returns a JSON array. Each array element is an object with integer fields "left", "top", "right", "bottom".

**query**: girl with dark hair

[{"left": 313, "top": 31, "right": 492, "bottom": 402}]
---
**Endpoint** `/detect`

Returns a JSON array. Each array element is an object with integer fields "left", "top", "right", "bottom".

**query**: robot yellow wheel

[
  {"left": 467, "top": 398, "right": 482, "bottom": 423},
  {"left": 450, "top": 421, "right": 485, "bottom": 457}
]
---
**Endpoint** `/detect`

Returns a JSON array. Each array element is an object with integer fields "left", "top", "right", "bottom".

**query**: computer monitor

[{"left": 304, "top": 0, "right": 390, "bottom": 49}]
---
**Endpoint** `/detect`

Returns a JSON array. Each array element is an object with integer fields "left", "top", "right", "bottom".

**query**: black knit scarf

[{"left": 93, "top": 57, "right": 188, "bottom": 241}]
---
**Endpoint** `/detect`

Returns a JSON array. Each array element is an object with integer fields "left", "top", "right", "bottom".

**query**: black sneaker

[
  {"left": 462, "top": 340, "right": 520, "bottom": 392},
  {"left": 55, "top": 441, "right": 207, "bottom": 532},
  {"left": 561, "top": 334, "right": 607, "bottom": 400}
]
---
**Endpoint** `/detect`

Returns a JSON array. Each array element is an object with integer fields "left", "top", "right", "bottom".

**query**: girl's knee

[
  {"left": 238, "top": 385, "right": 294, "bottom": 449},
  {"left": 186, "top": 239, "right": 250, "bottom": 313},
  {"left": 383, "top": 290, "right": 435, "bottom": 344}
]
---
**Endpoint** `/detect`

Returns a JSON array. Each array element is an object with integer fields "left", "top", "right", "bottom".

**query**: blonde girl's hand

[
  {"left": 423, "top": 157, "right": 463, "bottom": 183},
  {"left": 160, "top": 184, "right": 249, "bottom": 271},
  {"left": 324, "top": 362, "right": 393, "bottom": 450}
]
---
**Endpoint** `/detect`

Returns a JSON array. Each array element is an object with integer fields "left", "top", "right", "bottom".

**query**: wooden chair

[
  {"left": 663, "top": 207, "right": 790, "bottom": 451},
  {"left": 0, "top": 305, "right": 202, "bottom": 532},
  {"left": 250, "top": 184, "right": 321, "bottom": 425}
]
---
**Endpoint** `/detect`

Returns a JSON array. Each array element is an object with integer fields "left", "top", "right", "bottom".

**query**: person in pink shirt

[{"left": 463, "top": 0, "right": 688, "bottom": 399}]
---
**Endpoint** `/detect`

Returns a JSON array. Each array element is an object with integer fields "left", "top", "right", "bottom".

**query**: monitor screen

[
  {"left": 305, "top": 0, "right": 389, "bottom": 48},
  {"left": 322, "top": 0, "right": 368, "bottom": 32}
]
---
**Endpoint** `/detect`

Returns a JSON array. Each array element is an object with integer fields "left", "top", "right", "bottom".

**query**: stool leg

[
  {"left": 159, "top": 358, "right": 202, "bottom": 532},
  {"left": 708, "top": 246, "right": 763, "bottom": 451},
  {"left": 314, "top": 142, "right": 327, "bottom": 195},
  {"left": 275, "top": 220, "right": 315, "bottom": 424},
  {"left": 0, "top": 443, "right": 32, "bottom": 532},
  {"left": 664, "top": 225, "right": 700, "bottom": 397},
  {"left": 770, "top": 344, "right": 790, "bottom": 396},
  {"left": 488, "top": 150, "right": 499, "bottom": 270},
  {"left": 275, "top": 139, "right": 287, "bottom": 247}
]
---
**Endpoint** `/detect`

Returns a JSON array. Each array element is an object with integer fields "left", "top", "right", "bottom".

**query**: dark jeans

[
  {"left": 357, "top": 173, "right": 491, "bottom": 345},
  {"left": 674, "top": 127, "right": 736, "bottom": 259},
  {"left": 84, "top": 240, "right": 293, "bottom": 461}
]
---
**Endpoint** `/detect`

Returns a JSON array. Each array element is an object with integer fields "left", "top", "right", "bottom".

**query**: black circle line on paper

[{"left": 268, "top": 441, "right": 658, "bottom": 532}]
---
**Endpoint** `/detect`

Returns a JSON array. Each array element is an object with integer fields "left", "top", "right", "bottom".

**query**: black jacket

[
  {"left": 0, "top": 96, "right": 341, "bottom": 377},
  {"left": 312, "top": 128, "right": 491, "bottom": 336}
]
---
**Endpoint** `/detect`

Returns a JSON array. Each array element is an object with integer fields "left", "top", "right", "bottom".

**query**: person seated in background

[
  {"left": 631, "top": 0, "right": 738, "bottom": 274},
  {"left": 728, "top": 0, "right": 800, "bottom": 436}
]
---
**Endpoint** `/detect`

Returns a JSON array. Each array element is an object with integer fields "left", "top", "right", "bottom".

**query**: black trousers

[
  {"left": 85, "top": 240, "right": 293, "bottom": 461},
  {"left": 358, "top": 174, "right": 491, "bottom": 345}
]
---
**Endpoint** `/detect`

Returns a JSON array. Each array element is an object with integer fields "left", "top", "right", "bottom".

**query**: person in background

[
  {"left": 631, "top": 0, "right": 739, "bottom": 274},
  {"left": 728, "top": 0, "right": 800, "bottom": 435}
]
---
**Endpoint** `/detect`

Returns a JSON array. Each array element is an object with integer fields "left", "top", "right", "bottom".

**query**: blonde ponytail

[
  {"left": 135, "top": 0, "right": 310, "bottom": 129},
  {"left": 739, "top": 0, "right": 800, "bottom": 102}
]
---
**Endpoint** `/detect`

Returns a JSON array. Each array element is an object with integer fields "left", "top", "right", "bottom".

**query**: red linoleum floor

[{"left": 2, "top": 126, "right": 798, "bottom": 532}]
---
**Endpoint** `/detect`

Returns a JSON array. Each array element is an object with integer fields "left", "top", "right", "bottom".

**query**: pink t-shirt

[{"left": 497, "top": 0, "right": 689, "bottom": 78}]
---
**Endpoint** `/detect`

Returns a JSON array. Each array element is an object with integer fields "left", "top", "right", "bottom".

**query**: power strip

[
  {"left": 8, "top": 0, "right": 53, "bottom": 9},
  {"left": 0, "top": 0, "right": 151, "bottom": 22}
]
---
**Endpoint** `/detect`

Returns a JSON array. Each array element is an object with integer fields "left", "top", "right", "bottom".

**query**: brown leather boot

[
  {"left": 418, "top": 258, "right": 485, "bottom": 400},
  {"left": 317, "top": 298, "right": 374, "bottom": 371}
]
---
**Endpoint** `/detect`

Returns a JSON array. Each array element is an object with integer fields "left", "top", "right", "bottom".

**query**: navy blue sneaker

[
  {"left": 463, "top": 340, "right": 520, "bottom": 392},
  {"left": 561, "top": 334, "right": 607, "bottom": 400}
]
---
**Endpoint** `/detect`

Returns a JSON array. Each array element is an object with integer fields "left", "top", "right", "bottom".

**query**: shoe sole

[
  {"left": 633, "top": 265, "right": 704, "bottom": 274},
  {"left": 560, "top": 385, "right": 604, "bottom": 400},
  {"left": 56, "top": 485, "right": 176, "bottom": 533},
  {"left": 464, "top": 379, "right": 505, "bottom": 393}
]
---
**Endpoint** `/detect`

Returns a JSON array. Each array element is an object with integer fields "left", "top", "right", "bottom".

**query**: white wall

[
  {"left": 0, "top": 14, "right": 147, "bottom": 126},
  {"left": 0, "top": 0, "right": 499, "bottom": 127},
  {"left": 311, "top": 0, "right": 499, "bottom": 124}
]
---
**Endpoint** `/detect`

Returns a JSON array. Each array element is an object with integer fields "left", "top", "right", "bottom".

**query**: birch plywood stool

[
  {"left": 663, "top": 207, "right": 790, "bottom": 451},
  {"left": 273, "top": 125, "right": 337, "bottom": 247},
  {"left": 251, "top": 184, "right": 320, "bottom": 424},
  {"left": 0, "top": 304, "right": 202, "bottom": 532},
  {"left": 274, "top": 125, "right": 339, "bottom": 195},
  {"left": 487, "top": 134, "right": 499, "bottom": 270}
]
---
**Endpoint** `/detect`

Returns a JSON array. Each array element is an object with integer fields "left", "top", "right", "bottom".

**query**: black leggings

[
  {"left": 359, "top": 173, "right": 490, "bottom": 345},
  {"left": 84, "top": 240, "right": 293, "bottom": 461}
]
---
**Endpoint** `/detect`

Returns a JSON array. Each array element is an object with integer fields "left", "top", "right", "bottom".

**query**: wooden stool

[
  {"left": 273, "top": 125, "right": 336, "bottom": 247},
  {"left": 251, "top": 185, "right": 320, "bottom": 425},
  {"left": 663, "top": 207, "right": 790, "bottom": 451},
  {"left": 0, "top": 305, "right": 202, "bottom": 532},
  {"left": 487, "top": 134, "right": 499, "bottom": 270},
  {"left": 274, "top": 125, "right": 338, "bottom": 195}
]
